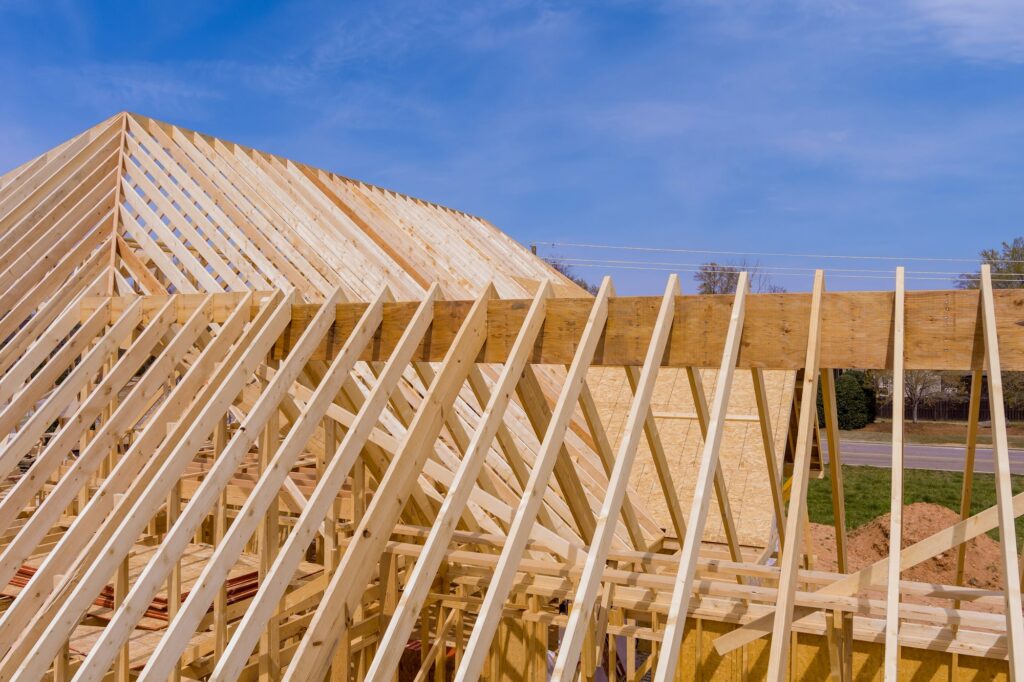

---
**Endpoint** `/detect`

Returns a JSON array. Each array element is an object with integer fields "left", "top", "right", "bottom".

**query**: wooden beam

[
  {"left": 576, "top": 381, "right": 648, "bottom": 549},
  {"left": 819, "top": 369, "right": 847, "bottom": 573},
  {"left": 365, "top": 282, "right": 552, "bottom": 682},
  {"left": 5, "top": 291, "right": 288, "bottom": 676},
  {"left": 652, "top": 272, "right": 749, "bottom": 682},
  {"left": 0, "top": 246, "right": 107, "bottom": 379},
  {"left": 450, "top": 278, "right": 613, "bottom": 682},
  {"left": 203, "top": 284, "right": 440, "bottom": 680},
  {"left": 0, "top": 301, "right": 123, "bottom": 476},
  {"left": 0, "top": 288, "right": 260, "bottom": 667},
  {"left": 979, "top": 264, "right": 1024, "bottom": 681},
  {"left": 819, "top": 366, "right": 851, "bottom": 681},
  {"left": 553, "top": 275, "right": 678, "bottom": 681},
  {"left": 884, "top": 267, "right": 906, "bottom": 679},
  {"left": 516, "top": 365, "right": 598, "bottom": 543},
  {"left": 0, "top": 296, "right": 212, "bottom": 603},
  {"left": 72, "top": 287, "right": 350, "bottom": 682},
  {"left": 953, "top": 368, "right": 984, "bottom": 623},
  {"left": 282, "top": 285, "right": 494, "bottom": 682},
  {"left": 682, "top": 366, "right": 747, "bottom": 576},
  {"left": 765, "top": 270, "right": 825, "bottom": 682},
  {"left": 714, "top": 485, "right": 1024, "bottom": 656},
  {"left": 623, "top": 361, "right": 687, "bottom": 542},
  {"left": 0, "top": 297, "right": 174, "bottom": 537},
  {"left": 82, "top": 287, "right": 1024, "bottom": 369},
  {"left": 752, "top": 368, "right": 786, "bottom": 551},
  {"left": 141, "top": 290, "right": 389, "bottom": 682}
]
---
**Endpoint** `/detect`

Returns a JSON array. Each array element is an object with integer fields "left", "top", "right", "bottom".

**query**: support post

[
  {"left": 884, "top": 267, "right": 905, "bottom": 679},
  {"left": 653, "top": 272, "right": 750, "bottom": 682}
]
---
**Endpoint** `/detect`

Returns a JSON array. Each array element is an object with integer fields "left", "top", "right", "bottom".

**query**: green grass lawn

[{"left": 807, "top": 465, "right": 1024, "bottom": 545}]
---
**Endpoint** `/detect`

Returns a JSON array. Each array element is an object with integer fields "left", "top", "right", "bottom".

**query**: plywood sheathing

[
  {"left": 587, "top": 367, "right": 794, "bottom": 546},
  {"left": 2, "top": 111, "right": 1019, "bottom": 682}
]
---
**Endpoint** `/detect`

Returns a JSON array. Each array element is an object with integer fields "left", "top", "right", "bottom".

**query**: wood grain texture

[
  {"left": 4, "top": 110, "right": 1017, "bottom": 682},
  {"left": 81, "top": 288, "right": 1020, "bottom": 369}
]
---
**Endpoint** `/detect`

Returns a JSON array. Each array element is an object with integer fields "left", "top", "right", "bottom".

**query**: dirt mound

[{"left": 809, "top": 502, "right": 1004, "bottom": 591}]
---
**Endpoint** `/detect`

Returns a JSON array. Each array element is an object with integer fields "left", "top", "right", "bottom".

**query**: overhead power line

[
  {"left": 543, "top": 256, "right": 1024, "bottom": 281},
  {"left": 546, "top": 258, "right": 1014, "bottom": 283},
  {"left": 536, "top": 241, "right": 1018, "bottom": 265}
]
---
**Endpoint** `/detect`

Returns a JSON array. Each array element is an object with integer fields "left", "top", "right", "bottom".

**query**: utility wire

[
  {"left": 544, "top": 256, "right": 1022, "bottom": 279},
  {"left": 548, "top": 259, "right": 1005, "bottom": 282},
  {"left": 536, "top": 241, "right": 1019, "bottom": 265}
]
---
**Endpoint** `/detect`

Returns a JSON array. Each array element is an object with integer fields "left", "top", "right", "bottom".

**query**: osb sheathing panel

[
  {"left": 587, "top": 367, "right": 794, "bottom": 547},
  {"left": 676, "top": 620, "right": 1009, "bottom": 681}
]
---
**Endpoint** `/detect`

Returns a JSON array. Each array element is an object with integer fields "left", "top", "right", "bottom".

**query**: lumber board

[
  {"left": 80, "top": 288, "right": 1017, "bottom": 369},
  {"left": 3, "top": 109, "right": 1020, "bottom": 682}
]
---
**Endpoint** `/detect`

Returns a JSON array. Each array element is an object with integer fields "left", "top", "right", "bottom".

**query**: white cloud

[
  {"left": 33, "top": 63, "right": 221, "bottom": 115},
  {"left": 906, "top": 0, "right": 1024, "bottom": 62},
  {"left": 455, "top": 3, "right": 579, "bottom": 51}
]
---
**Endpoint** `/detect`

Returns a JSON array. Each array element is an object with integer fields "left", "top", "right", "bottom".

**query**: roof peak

[{"left": 117, "top": 111, "right": 486, "bottom": 222}]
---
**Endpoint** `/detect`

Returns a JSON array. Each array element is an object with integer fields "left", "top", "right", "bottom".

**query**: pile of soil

[{"left": 809, "top": 502, "right": 1004, "bottom": 595}]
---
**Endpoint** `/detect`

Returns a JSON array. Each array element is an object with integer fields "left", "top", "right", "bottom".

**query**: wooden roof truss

[{"left": 0, "top": 112, "right": 1021, "bottom": 681}]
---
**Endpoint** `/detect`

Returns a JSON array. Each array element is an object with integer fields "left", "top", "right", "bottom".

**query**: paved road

[{"left": 823, "top": 439, "right": 1024, "bottom": 475}]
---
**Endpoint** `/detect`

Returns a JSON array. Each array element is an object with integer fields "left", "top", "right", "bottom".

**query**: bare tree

[
  {"left": 694, "top": 261, "right": 740, "bottom": 294},
  {"left": 543, "top": 257, "right": 599, "bottom": 294},
  {"left": 905, "top": 370, "right": 942, "bottom": 423},
  {"left": 693, "top": 259, "right": 786, "bottom": 294}
]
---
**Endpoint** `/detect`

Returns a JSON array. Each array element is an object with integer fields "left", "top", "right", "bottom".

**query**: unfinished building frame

[{"left": 0, "top": 112, "right": 1021, "bottom": 681}]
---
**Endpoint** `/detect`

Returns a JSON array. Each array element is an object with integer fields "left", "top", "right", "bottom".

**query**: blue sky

[{"left": 1, "top": 1, "right": 1023, "bottom": 293}]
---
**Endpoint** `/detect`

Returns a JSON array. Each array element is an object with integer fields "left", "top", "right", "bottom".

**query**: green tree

[
  {"left": 861, "top": 374, "right": 878, "bottom": 423},
  {"left": 846, "top": 370, "right": 876, "bottom": 424},
  {"left": 834, "top": 372, "right": 870, "bottom": 430},
  {"left": 956, "top": 237, "right": 1024, "bottom": 289},
  {"left": 958, "top": 238, "right": 1024, "bottom": 408},
  {"left": 816, "top": 370, "right": 874, "bottom": 430}
]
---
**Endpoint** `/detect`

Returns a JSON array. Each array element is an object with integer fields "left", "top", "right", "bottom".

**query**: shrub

[
  {"left": 835, "top": 371, "right": 869, "bottom": 430},
  {"left": 845, "top": 370, "right": 876, "bottom": 424},
  {"left": 817, "top": 370, "right": 872, "bottom": 430}
]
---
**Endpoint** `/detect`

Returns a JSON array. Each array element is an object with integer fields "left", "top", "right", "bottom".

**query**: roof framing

[
  {"left": 0, "top": 111, "right": 1019, "bottom": 682},
  {"left": 85, "top": 286, "right": 1024, "bottom": 370}
]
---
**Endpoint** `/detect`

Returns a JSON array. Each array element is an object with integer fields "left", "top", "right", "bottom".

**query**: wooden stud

[
  {"left": 365, "top": 282, "right": 552, "bottom": 681},
  {"left": 446, "top": 278, "right": 613, "bottom": 682},
  {"left": 213, "top": 414, "right": 230, "bottom": 661},
  {"left": 884, "top": 267, "right": 906, "bottom": 679},
  {"left": 200, "top": 286, "right": 441, "bottom": 680},
  {"left": 653, "top": 272, "right": 750, "bottom": 682},
  {"left": 258, "top": 401, "right": 282, "bottom": 682},
  {"left": 764, "top": 270, "right": 825, "bottom": 682},
  {"left": 979, "top": 263, "right": 1024, "bottom": 680},
  {"left": 283, "top": 285, "right": 495, "bottom": 682},
  {"left": 554, "top": 275, "right": 679, "bottom": 681},
  {"left": 819, "top": 365, "right": 852, "bottom": 681},
  {"left": 2, "top": 110, "right": 1023, "bottom": 682},
  {"left": 8, "top": 291, "right": 291, "bottom": 677}
]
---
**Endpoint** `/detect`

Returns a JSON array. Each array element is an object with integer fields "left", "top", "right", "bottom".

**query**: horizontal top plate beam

[{"left": 80, "top": 288, "right": 1008, "bottom": 370}]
